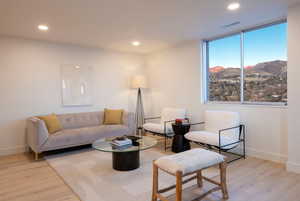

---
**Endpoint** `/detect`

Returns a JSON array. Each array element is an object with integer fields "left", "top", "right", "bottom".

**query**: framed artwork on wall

[{"left": 61, "top": 64, "right": 93, "bottom": 106}]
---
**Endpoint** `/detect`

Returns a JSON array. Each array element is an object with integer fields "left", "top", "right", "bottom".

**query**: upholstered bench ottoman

[{"left": 152, "top": 148, "right": 228, "bottom": 201}]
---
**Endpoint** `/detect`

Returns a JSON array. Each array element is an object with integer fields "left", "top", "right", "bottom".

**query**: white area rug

[{"left": 46, "top": 147, "right": 220, "bottom": 201}]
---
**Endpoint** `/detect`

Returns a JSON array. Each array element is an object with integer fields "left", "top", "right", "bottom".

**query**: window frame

[{"left": 203, "top": 19, "right": 288, "bottom": 106}]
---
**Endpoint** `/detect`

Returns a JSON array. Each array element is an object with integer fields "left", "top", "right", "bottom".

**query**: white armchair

[
  {"left": 143, "top": 108, "right": 187, "bottom": 151},
  {"left": 185, "top": 110, "right": 245, "bottom": 162}
]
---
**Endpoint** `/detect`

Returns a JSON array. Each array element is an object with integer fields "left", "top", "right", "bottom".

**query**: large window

[{"left": 205, "top": 21, "right": 287, "bottom": 105}]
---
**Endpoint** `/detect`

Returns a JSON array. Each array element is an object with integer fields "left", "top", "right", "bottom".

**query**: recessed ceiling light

[
  {"left": 131, "top": 41, "right": 141, "bottom": 46},
  {"left": 227, "top": 2, "right": 240, "bottom": 11},
  {"left": 75, "top": 65, "right": 80, "bottom": 69},
  {"left": 38, "top": 25, "right": 49, "bottom": 31}
]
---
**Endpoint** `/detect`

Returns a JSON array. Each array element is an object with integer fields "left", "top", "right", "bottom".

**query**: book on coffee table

[{"left": 111, "top": 138, "right": 132, "bottom": 146}]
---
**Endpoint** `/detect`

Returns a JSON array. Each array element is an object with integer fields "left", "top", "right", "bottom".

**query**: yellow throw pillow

[
  {"left": 38, "top": 114, "right": 62, "bottom": 134},
  {"left": 103, "top": 109, "right": 124, "bottom": 125}
]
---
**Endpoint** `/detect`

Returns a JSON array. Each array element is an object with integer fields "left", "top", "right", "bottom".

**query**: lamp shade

[{"left": 131, "top": 75, "right": 147, "bottom": 89}]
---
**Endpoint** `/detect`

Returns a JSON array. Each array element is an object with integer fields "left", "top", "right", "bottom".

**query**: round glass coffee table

[{"left": 92, "top": 136, "right": 157, "bottom": 171}]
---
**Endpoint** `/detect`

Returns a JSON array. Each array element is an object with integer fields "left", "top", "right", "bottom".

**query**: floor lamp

[{"left": 131, "top": 75, "right": 147, "bottom": 136}]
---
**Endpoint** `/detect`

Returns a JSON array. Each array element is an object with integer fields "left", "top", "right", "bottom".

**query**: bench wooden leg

[
  {"left": 176, "top": 171, "right": 183, "bottom": 201},
  {"left": 220, "top": 162, "right": 229, "bottom": 200},
  {"left": 152, "top": 162, "right": 159, "bottom": 201},
  {"left": 153, "top": 161, "right": 229, "bottom": 201},
  {"left": 197, "top": 170, "right": 203, "bottom": 188}
]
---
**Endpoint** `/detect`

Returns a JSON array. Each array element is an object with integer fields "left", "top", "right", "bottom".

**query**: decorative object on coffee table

[
  {"left": 171, "top": 123, "right": 191, "bottom": 153},
  {"left": 131, "top": 75, "right": 147, "bottom": 136},
  {"left": 126, "top": 135, "right": 141, "bottom": 146},
  {"left": 92, "top": 136, "right": 157, "bottom": 171},
  {"left": 110, "top": 136, "right": 132, "bottom": 149}
]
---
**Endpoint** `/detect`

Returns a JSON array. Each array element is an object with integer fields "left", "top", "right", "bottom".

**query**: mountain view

[{"left": 209, "top": 60, "right": 287, "bottom": 102}]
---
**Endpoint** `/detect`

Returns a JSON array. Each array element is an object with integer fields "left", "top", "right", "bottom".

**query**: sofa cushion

[
  {"left": 103, "top": 109, "right": 123, "bottom": 125},
  {"left": 41, "top": 125, "right": 130, "bottom": 151},
  {"left": 38, "top": 114, "right": 62, "bottom": 134},
  {"left": 57, "top": 111, "right": 103, "bottom": 129}
]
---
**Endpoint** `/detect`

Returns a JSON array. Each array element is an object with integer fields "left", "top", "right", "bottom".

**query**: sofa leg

[{"left": 34, "top": 152, "right": 39, "bottom": 161}]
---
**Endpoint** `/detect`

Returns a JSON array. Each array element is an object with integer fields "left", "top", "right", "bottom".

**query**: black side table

[{"left": 171, "top": 123, "right": 191, "bottom": 153}]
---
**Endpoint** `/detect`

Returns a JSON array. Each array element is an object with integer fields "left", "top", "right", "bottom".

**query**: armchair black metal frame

[
  {"left": 143, "top": 117, "right": 189, "bottom": 151},
  {"left": 188, "top": 122, "right": 246, "bottom": 163}
]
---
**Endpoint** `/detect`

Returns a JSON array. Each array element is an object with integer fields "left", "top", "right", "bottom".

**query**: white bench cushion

[
  {"left": 185, "top": 131, "right": 238, "bottom": 149},
  {"left": 155, "top": 148, "right": 225, "bottom": 175},
  {"left": 143, "top": 123, "right": 173, "bottom": 134}
]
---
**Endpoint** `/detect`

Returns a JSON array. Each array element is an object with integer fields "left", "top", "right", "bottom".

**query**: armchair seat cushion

[
  {"left": 185, "top": 131, "right": 238, "bottom": 149},
  {"left": 143, "top": 123, "right": 173, "bottom": 135}
]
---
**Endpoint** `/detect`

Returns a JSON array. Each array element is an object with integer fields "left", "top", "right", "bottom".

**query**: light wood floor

[
  {"left": 1, "top": 152, "right": 300, "bottom": 201},
  {"left": 0, "top": 153, "right": 80, "bottom": 201}
]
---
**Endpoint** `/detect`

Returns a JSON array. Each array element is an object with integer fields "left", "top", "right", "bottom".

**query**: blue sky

[{"left": 208, "top": 22, "right": 287, "bottom": 68}]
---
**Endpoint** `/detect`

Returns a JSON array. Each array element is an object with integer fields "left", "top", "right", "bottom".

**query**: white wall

[
  {"left": 0, "top": 36, "right": 145, "bottom": 156},
  {"left": 146, "top": 41, "right": 288, "bottom": 164},
  {"left": 287, "top": 4, "right": 300, "bottom": 173},
  {"left": 1, "top": 7, "right": 299, "bottom": 170}
]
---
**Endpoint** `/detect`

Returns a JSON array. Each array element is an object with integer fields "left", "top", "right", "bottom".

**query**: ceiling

[{"left": 0, "top": 0, "right": 299, "bottom": 54}]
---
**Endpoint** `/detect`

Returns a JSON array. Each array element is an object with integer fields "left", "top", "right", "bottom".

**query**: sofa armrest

[
  {"left": 26, "top": 117, "right": 49, "bottom": 153},
  {"left": 123, "top": 112, "right": 136, "bottom": 135}
]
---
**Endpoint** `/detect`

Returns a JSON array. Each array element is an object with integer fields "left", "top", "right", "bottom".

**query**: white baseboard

[
  {"left": 286, "top": 161, "right": 300, "bottom": 174},
  {"left": 0, "top": 144, "right": 290, "bottom": 168},
  {"left": 0, "top": 145, "right": 27, "bottom": 156},
  {"left": 246, "top": 147, "right": 287, "bottom": 164}
]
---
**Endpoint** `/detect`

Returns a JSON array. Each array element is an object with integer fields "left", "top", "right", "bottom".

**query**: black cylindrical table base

[
  {"left": 171, "top": 123, "right": 191, "bottom": 153},
  {"left": 112, "top": 151, "right": 140, "bottom": 171},
  {"left": 172, "top": 135, "right": 191, "bottom": 153}
]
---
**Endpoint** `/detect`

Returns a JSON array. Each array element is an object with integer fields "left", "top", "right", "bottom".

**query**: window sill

[{"left": 204, "top": 101, "right": 288, "bottom": 109}]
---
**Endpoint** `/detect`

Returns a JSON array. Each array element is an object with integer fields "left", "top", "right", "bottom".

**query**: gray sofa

[{"left": 27, "top": 111, "right": 135, "bottom": 159}]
